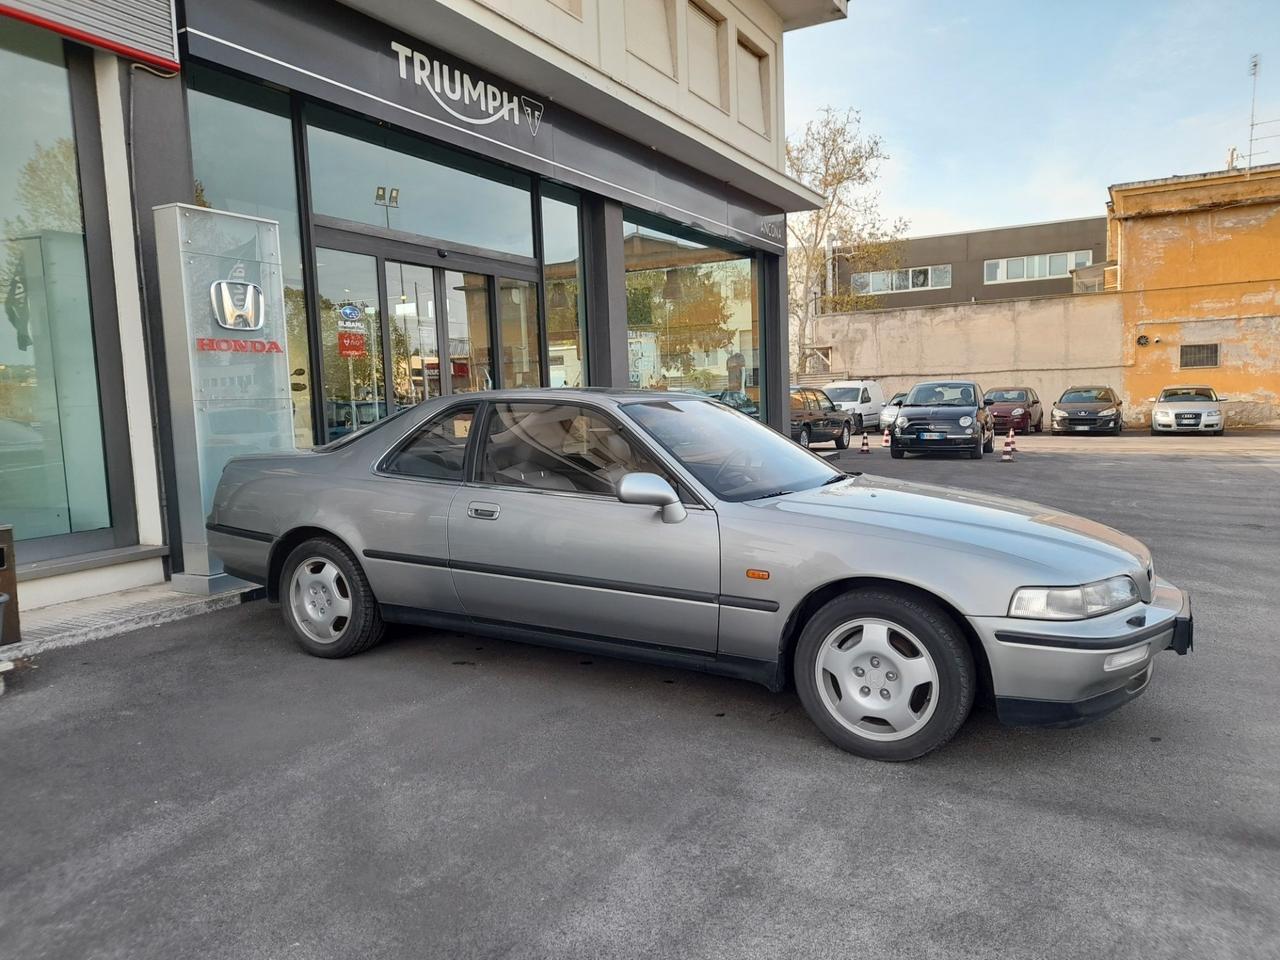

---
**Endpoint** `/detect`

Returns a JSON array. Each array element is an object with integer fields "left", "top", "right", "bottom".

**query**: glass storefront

[
  {"left": 498, "top": 277, "right": 541, "bottom": 388},
  {"left": 386, "top": 260, "right": 440, "bottom": 406},
  {"left": 542, "top": 185, "right": 588, "bottom": 388},
  {"left": 315, "top": 248, "right": 385, "bottom": 441},
  {"left": 0, "top": 24, "right": 111, "bottom": 542},
  {"left": 444, "top": 271, "right": 493, "bottom": 393},
  {"left": 623, "top": 213, "right": 762, "bottom": 418},
  {"left": 187, "top": 67, "right": 316, "bottom": 447},
  {"left": 306, "top": 106, "right": 534, "bottom": 257}
]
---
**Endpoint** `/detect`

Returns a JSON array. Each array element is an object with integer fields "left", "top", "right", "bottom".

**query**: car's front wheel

[
  {"left": 281, "top": 537, "right": 384, "bottom": 658},
  {"left": 794, "top": 588, "right": 976, "bottom": 761},
  {"left": 835, "top": 422, "right": 851, "bottom": 449}
]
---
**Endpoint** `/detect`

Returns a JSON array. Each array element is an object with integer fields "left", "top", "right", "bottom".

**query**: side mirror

[
  {"left": 617, "top": 472, "right": 686, "bottom": 524},
  {"left": 1116, "top": 399, "right": 1123, "bottom": 406},
  {"left": 1218, "top": 396, "right": 1230, "bottom": 402},
  {"left": 879, "top": 401, "right": 887, "bottom": 407}
]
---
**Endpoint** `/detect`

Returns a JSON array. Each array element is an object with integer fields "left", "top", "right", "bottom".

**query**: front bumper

[
  {"left": 992, "top": 413, "right": 1031, "bottom": 432},
  {"left": 1051, "top": 415, "right": 1119, "bottom": 433},
  {"left": 891, "top": 433, "right": 977, "bottom": 451},
  {"left": 970, "top": 578, "right": 1192, "bottom": 727},
  {"left": 1152, "top": 419, "right": 1222, "bottom": 432}
]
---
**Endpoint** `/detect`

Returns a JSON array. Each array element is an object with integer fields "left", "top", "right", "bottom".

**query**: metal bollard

[{"left": 0, "top": 525, "right": 19, "bottom": 645}]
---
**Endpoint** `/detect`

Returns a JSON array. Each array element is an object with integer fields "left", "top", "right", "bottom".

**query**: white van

[{"left": 822, "top": 379, "right": 886, "bottom": 431}]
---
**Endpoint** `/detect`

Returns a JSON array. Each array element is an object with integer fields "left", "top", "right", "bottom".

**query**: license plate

[
  {"left": 1073, "top": 425, "right": 1090, "bottom": 431},
  {"left": 918, "top": 431, "right": 947, "bottom": 440}
]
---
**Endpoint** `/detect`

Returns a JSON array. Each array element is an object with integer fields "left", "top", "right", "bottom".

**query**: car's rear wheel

[
  {"left": 281, "top": 537, "right": 384, "bottom": 658},
  {"left": 799, "top": 426, "right": 811, "bottom": 448},
  {"left": 794, "top": 588, "right": 976, "bottom": 761},
  {"left": 835, "top": 422, "right": 851, "bottom": 449}
]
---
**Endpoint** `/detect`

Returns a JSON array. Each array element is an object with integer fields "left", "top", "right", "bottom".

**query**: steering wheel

[{"left": 710, "top": 446, "right": 756, "bottom": 488}]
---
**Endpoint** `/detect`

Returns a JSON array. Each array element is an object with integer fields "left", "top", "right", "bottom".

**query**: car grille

[
  {"left": 903, "top": 419, "right": 960, "bottom": 434},
  {"left": 1174, "top": 412, "right": 1201, "bottom": 426},
  {"left": 1067, "top": 417, "right": 1098, "bottom": 427}
]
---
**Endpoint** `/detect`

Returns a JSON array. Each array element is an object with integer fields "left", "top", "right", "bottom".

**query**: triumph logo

[
  {"left": 210, "top": 279, "right": 265, "bottom": 331},
  {"left": 390, "top": 41, "right": 544, "bottom": 136}
]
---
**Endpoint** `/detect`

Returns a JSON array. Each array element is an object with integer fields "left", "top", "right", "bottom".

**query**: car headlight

[
  {"left": 1009, "top": 575, "right": 1140, "bottom": 620},
  {"left": 1052, "top": 409, "right": 1067, "bottom": 419},
  {"left": 1098, "top": 406, "right": 1117, "bottom": 417},
  {"left": 895, "top": 416, "right": 908, "bottom": 428},
  {"left": 1154, "top": 410, "right": 1172, "bottom": 420},
  {"left": 959, "top": 415, "right": 973, "bottom": 426},
  {"left": 1011, "top": 407, "right": 1025, "bottom": 416}
]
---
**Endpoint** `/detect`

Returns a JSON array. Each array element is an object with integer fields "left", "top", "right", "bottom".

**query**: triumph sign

[{"left": 390, "top": 40, "right": 545, "bottom": 136}]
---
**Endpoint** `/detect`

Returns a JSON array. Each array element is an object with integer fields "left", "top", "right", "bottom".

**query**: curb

[{"left": 0, "top": 587, "right": 266, "bottom": 662}]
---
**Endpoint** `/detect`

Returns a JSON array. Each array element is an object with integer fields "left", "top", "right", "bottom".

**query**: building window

[
  {"left": 305, "top": 105, "right": 534, "bottom": 257},
  {"left": 1180, "top": 343, "right": 1219, "bottom": 369},
  {"left": 735, "top": 34, "right": 769, "bottom": 136},
  {"left": 541, "top": 184, "right": 587, "bottom": 387},
  {"left": 0, "top": 24, "right": 112, "bottom": 545},
  {"left": 622, "top": 212, "right": 761, "bottom": 419},
  {"left": 187, "top": 67, "right": 316, "bottom": 447},
  {"left": 851, "top": 263, "right": 952, "bottom": 294},
  {"left": 687, "top": 1, "right": 728, "bottom": 110},
  {"left": 984, "top": 250, "right": 1092, "bottom": 284}
]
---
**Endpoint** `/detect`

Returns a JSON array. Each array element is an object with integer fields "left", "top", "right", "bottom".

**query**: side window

[
  {"left": 860, "top": 388, "right": 871, "bottom": 404},
  {"left": 382, "top": 406, "right": 476, "bottom": 480},
  {"left": 790, "top": 392, "right": 805, "bottom": 413},
  {"left": 803, "top": 390, "right": 819, "bottom": 411},
  {"left": 821, "top": 392, "right": 837, "bottom": 412},
  {"left": 478, "top": 402, "right": 673, "bottom": 496}
]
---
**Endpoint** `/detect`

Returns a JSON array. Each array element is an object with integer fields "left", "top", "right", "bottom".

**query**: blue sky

[{"left": 783, "top": 0, "right": 1280, "bottom": 235}]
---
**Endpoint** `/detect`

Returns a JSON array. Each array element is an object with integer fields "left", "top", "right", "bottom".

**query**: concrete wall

[{"left": 811, "top": 294, "right": 1125, "bottom": 407}]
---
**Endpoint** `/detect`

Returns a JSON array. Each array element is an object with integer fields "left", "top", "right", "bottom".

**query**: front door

[
  {"left": 447, "top": 399, "right": 721, "bottom": 653},
  {"left": 312, "top": 227, "right": 543, "bottom": 443}
]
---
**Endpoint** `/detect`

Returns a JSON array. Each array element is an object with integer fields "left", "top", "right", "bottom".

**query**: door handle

[{"left": 467, "top": 501, "right": 501, "bottom": 520}]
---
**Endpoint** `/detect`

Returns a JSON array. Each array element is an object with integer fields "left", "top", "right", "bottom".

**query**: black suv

[{"left": 790, "top": 387, "right": 858, "bottom": 449}]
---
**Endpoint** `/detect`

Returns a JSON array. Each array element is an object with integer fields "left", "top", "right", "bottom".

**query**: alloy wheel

[
  {"left": 288, "top": 557, "right": 353, "bottom": 644},
  {"left": 813, "top": 617, "right": 939, "bottom": 741}
]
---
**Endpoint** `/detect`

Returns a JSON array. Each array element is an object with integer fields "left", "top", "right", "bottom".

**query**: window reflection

[
  {"left": 622, "top": 214, "right": 761, "bottom": 419},
  {"left": 386, "top": 260, "right": 439, "bottom": 408},
  {"left": 542, "top": 185, "right": 587, "bottom": 387},
  {"left": 498, "top": 278, "right": 541, "bottom": 388},
  {"left": 187, "top": 66, "right": 315, "bottom": 447},
  {"left": 444, "top": 271, "right": 492, "bottom": 393},
  {"left": 0, "top": 23, "right": 111, "bottom": 542},
  {"left": 316, "top": 249, "right": 385, "bottom": 441}
]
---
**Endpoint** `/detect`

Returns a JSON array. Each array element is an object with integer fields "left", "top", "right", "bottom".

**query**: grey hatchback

[{"left": 208, "top": 388, "right": 1192, "bottom": 761}]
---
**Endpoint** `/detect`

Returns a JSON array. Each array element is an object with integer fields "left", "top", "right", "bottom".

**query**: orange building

[{"left": 1107, "top": 164, "right": 1280, "bottom": 424}]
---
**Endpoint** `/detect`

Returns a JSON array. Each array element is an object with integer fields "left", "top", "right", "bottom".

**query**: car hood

[
  {"left": 1053, "top": 400, "right": 1114, "bottom": 413},
  {"left": 1153, "top": 401, "right": 1221, "bottom": 415},
  {"left": 897, "top": 404, "right": 980, "bottom": 420},
  {"left": 749, "top": 474, "right": 1152, "bottom": 592}
]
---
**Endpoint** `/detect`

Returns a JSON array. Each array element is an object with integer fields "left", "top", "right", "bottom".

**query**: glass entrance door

[
  {"left": 315, "top": 247, "right": 386, "bottom": 442},
  {"left": 312, "top": 230, "right": 544, "bottom": 443}
]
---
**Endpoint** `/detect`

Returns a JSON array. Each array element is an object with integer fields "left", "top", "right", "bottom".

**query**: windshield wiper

[{"left": 749, "top": 489, "right": 795, "bottom": 500}]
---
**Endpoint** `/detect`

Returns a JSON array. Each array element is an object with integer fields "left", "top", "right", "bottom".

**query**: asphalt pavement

[{"left": 2, "top": 433, "right": 1278, "bottom": 959}]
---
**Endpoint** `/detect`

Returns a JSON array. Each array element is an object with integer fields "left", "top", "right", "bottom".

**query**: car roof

[
  {"left": 1062, "top": 385, "right": 1114, "bottom": 391},
  {"left": 823, "top": 379, "right": 875, "bottom": 386},
  {"left": 438, "top": 387, "right": 709, "bottom": 405},
  {"left": 986, "top": 386, "right": 1031, "bottom": 392},
  {"left": 1160, "top": 384, "right": 1214, "bottom": 391}
]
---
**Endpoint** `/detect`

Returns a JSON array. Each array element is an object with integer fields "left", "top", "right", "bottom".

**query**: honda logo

[{"left": 210, "top": 280, "right": 265, "bottom": 331}]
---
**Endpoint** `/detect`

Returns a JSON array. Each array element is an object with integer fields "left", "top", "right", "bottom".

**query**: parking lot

[{"left": 2, "top": 431, "right": 1279, "bottom": 960}]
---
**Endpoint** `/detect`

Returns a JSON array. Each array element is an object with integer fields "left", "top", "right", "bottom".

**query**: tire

[
  {"left": 793, "top": 587, "right": 976, "bottom": 761},
  {"left": 1150, "top": 426, "right": 1159, "bottom": 436},
  {"left": 890, "top": 446, "right": 905, "bottom": 459},
  {"left": 280, "top": 537, "right": 384, "bottom": 658},
  {"left": 1214, "top": 428, "right": 1225, "bottom": 436},
  {"left": 982, "top": 432, "right": 995, "bottom": 453},
  {"left": 1034, "top": 417, "right": 1043, "bottom": 433},
  {"left": 970, "top": 436, "right": 983, "bottom": 459},
  {"left": 835, "top": 422, "right": 851, "bottom": 450},
  {"left": 799, "top": 426, "right": 811, "bottom": 449}
]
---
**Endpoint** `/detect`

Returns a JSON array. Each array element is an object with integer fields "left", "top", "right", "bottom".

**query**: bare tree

[{"left": 786, "top": 108, "right": 906, "bottom": 375}]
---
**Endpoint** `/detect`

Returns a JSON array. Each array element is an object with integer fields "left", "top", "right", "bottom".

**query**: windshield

[
  {"left": 985, "top": 390, "right": 1027, "bottom": 403},
  {"left": 1060, "top": 389, "right": 1112, "bottom": 403},
  {"left": 824, "top": 387, "right": 859, "bottom": 402},
  {"left": 624, "top": 399, "right": 840, "bottom": 502},
  {"left": 1159, "top": 387, "right": 1217, "bottom": 402},
  {"left": 905, "top": 382, "right": 978, "bottom": 407}
]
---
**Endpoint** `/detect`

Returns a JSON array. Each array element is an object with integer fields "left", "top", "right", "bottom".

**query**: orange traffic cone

[
  {"left": 859, "top": 431, "right": 870, "bottom": 454},
  {"left": 1008, "top": 427, "right": 1018, "bottom": 454},
  {"left": 1001, "top": 429, "right": 1015, "bottom": 462},
  {"left": 882, "top": 427, "right": 891, "bottom": 447}
]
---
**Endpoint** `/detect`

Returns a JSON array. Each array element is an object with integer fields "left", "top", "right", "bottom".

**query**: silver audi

[
  {"left": 1149, "top": 385, "right": 1227, "bottom": 435},
  {"left": 208, "top": 388, "right": 1193, "bottom": 761}
]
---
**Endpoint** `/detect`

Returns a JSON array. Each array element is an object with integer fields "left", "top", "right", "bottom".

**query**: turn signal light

[
  {"left": 1103, "top": 644, "right": 1149, "bottom": 672},
  {"left": 746, "top": 569, "right": 770, "bottom": 580}
]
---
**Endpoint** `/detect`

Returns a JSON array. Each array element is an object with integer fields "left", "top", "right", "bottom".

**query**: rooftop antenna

[{"left": 1246, "top": 54, "right": 1280, "bottom": 176}]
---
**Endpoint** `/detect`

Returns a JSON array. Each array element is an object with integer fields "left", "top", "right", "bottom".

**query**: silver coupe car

[{"left": 208, "top": 388, "right": 1193, "bottom": 761}]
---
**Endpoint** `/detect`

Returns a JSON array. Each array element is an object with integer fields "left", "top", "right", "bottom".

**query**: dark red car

[{"left": 983, "top": 387, "right": 1044, "bottom": 434}]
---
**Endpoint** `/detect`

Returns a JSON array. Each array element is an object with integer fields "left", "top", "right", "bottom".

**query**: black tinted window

[{"left": 382, "top": 406, "right": 476, "bottom": 480}]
